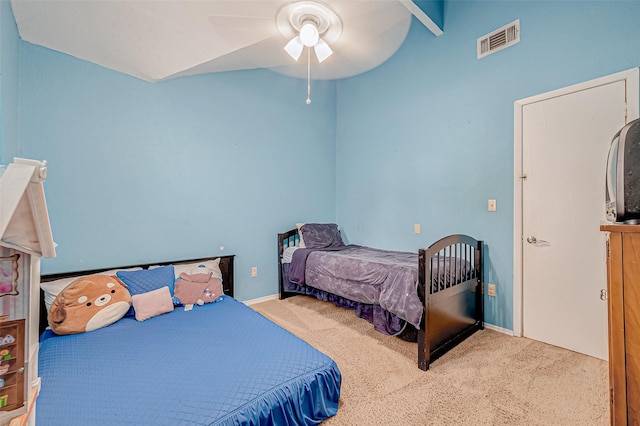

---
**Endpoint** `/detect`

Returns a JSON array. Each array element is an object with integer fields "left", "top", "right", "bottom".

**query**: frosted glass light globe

[{"left": 299, "top": 23, "right": 319, "bottom": 47}]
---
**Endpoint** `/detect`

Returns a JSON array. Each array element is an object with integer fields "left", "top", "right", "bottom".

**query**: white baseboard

[
  {"left": 484, "top": 323, "right": 513, "bottom": 335},
  {"left": 243, "top": 294, "right": 279, "bottom": 306}
]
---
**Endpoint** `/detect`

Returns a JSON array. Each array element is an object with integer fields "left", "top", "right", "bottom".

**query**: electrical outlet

[
  {"left": 414, "top": 224, "right": 421, "bottom": 234},
  {"left": 488, "top": 199, "right": 497, "bottom": 212},
  {"left": 251, "top": 267, "right": 258, "bottom": 278},
  {"left": 487, "top": 283, "right": 496, "bottom": 297}
]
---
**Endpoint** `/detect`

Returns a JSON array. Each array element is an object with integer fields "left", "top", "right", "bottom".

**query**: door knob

[{"left": 526, "top": 235, "right": 549, "bottom": 244}]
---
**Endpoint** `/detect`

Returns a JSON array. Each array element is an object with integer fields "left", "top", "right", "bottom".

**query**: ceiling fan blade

[
  {"left": 314, "top": 38, "right": 333, "bottom": 63},
  {"left": 207, "top": 15, "right": 273, "bottom": 31},
  {"left": 166, "top": 34, "right": 299, "bottom": 79},
  {"left": 207, "top": 15, "right": 279, "bottom": 50},
  {"left": 203, "top": 1, "right": 283, "bottom": 19},
  {"left": 205, "top": 0, "right": 284, "bottom": 48}
]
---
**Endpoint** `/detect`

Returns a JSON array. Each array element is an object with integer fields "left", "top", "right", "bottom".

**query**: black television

[{"left": 606, "top": 118, "right": 640, "bottom": 223}]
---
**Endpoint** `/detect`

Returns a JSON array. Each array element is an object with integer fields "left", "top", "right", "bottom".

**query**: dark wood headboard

[
  {"left": 39, "top": 255, "right": 235, "bottom": 335},
  {"left": 277, "top": 228, "right": 299, "bottom": 300}
]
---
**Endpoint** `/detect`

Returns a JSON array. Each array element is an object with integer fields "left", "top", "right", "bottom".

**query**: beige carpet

[{"left": 250, "top": 296, "right": 609, "bottom": 426}]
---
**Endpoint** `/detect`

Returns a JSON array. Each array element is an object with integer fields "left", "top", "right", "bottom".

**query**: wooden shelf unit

[
  {"left": 601, "top": 224, "right": 640, "bottom": 425},
  {"left": 0, "top": 319, "right": 25, "bottom": 413}
]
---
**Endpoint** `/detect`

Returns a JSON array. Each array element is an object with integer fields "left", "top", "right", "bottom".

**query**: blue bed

[{"left": 37, "top": 259, "right": 341, "bottom": 425}]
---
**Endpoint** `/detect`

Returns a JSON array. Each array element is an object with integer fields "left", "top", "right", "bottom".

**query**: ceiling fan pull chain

[{"left": 306, "top": 48, "right": 312, "bottom": 105}]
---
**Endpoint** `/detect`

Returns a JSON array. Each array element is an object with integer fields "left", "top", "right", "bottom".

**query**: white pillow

[
  {"left": 297, "top": 223, "right": 306, "bottom": 248},
  {"left": 172, "top": 258, "right": 223, "bottom": 280},
  {"left": 281, "top": 246, "right": 300, "bottom": 264},
  {"left": 41, "top": 277, "right": 77, "bottom": 312},
  {"left": 41, "top": 267, "right": 142, "bottom": 312}
]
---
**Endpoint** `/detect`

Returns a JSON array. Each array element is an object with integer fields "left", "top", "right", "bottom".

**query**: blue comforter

[{"left": 37, "top": 297, "right": 341, "bottom": 425}]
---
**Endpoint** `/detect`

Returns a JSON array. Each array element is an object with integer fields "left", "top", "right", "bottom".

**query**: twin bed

[
  {"left": 278, "top": 224, "right": 484, "bottom": 371},
  {"left": 37, "top": 256, "right": 341, "bottom": 425}
]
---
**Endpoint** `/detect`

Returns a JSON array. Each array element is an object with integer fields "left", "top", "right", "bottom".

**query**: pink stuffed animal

[{"left": 174, "top": 267, "right": 223, "bottom": 307}]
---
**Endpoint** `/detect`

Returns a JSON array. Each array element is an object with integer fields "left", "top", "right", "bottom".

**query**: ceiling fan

[
  {"left": 205, "top": 0, "right": 346, "bottom": 104},
  {"left": 278, "top": 1, "right": 343, "bottom": 64},
  {"left": 276, "top": 1, "right": 343, "bottom": 103},
  {"left": 201, "top": 0, "right": 412, "bottom": 83}
]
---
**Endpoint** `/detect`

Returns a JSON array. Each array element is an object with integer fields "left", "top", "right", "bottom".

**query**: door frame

[{"left": 513, "top": 68, "right": 639, "bottom": 337}]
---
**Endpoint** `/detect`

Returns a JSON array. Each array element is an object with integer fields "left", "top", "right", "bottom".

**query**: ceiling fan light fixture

[
  {"left": 276, "top": 1, "right": 343, "bottom": 46},
  {"left": 299, "top": 22, "right": 319, "bottom": 47},
  {"left": 284, "top": 36, "right": 304, "bottom": 61},
  {"left": 276, "top": 1, "right": 343, "bottom": 104},
  {"left": 314, "top": 38, "right": 333, "bottom": 63}
]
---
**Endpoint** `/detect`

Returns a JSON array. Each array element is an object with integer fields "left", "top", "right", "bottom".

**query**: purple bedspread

[
  {"left": 290, "top": 245, "right": 422, "bottom": 328},
  {"left": 289, "top": 246, "right": 350, "bottom": 285},
  {"left": 282, "top": 264, "right": 413, "bottom": 337}
]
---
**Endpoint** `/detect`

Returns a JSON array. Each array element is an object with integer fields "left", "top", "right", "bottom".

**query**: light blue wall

[
  {"left": 336, "top": 1, "right": 640, "bottom": 330},
  {"left": 18, "top": 43, "right": 337, "bottom": 301},
  {"left": 0, "top": 0, "right": 20, "bottom": 164}
]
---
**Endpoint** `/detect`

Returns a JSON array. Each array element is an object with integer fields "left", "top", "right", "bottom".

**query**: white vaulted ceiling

[{"left": 11, "top": 0, "right": 440, "bottom": 83}]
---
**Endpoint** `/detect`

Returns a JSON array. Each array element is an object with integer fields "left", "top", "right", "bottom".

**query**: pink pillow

[{"left": 131, "top": 286, "right": 174, "bottom": 321}]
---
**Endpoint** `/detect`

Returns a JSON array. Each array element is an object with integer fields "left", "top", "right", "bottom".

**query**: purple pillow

[{"left": 300, "top": 223, "right": 345, "bottom": 249}]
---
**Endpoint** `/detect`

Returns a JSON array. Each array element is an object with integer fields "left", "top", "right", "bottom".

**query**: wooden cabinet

[
  {"left": 0, "top": 319, "right": 24, "bottom": 413},
  {"left": 601, "top": 224, "right": 640, "bottom": 425}
]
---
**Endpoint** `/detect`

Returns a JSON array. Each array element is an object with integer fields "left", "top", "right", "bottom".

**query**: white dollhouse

[{"left": 0, "top": 158, "right": 56, "bottom": 425}]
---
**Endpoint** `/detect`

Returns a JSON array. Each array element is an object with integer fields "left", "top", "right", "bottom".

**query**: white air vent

[{"left": 477, "top": 19, "right": 520, "bottom": 59}]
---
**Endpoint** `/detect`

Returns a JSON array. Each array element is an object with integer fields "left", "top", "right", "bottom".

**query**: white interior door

[{"left": 521, "top": 80, "right": 628, "bottom": 360}]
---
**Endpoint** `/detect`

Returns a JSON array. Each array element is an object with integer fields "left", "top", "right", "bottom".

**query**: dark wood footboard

[{"left": 417, "top": 234, "right": 484, "bottom": 370}]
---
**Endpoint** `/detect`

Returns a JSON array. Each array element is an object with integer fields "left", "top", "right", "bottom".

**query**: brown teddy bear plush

[{"left": 48, "top": 274, "right": 132, "bottom": 335}]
